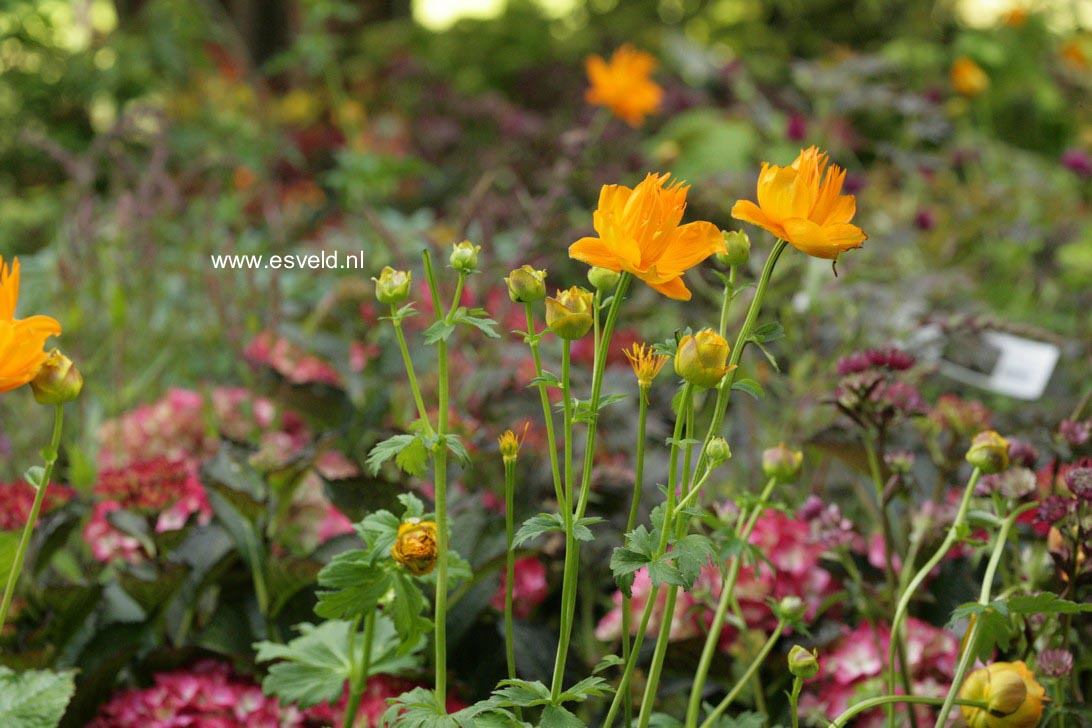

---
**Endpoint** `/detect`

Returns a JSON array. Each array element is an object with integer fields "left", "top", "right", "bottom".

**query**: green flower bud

[
  {"left": 31, "top": 350, "right": 83, "bottom": 405},
  {"left": 545, "top": 287, "right": 594, "bottom": 340},
  {"left": 788, "top": 645, "right": 819, "bottom": 679},
  {"left": 762, "top": 443, "right": 803, "bottom": 484},
  {"left": 706, "top": 437, "right": 732, "bottom": 467},
  {"left": 505, "top": 265, "right": 547, "bottom": 303},
  {"left": 674, "top": 329, "right": 735, "bottom": 388},
  {"left": 966, "top": 430, "right": 1010, "bottom": 474},
  {"left": 777, "top": 595, "right": 807, "bottom": 622},
  {"left": 715, "top": 230, "right": 751, "bottom": 267},
  {"left": 450, "top": 241, "right": 481, "bottom": 272},
  {"left": 372, "top": 266, "right": 412, "bottom": 305},
  {"left": 587, "top": 266, "right": 621, "bottom": 292}
]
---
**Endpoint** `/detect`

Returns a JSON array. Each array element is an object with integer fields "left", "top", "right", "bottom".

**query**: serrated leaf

[
  {"left": 455, "top": 309, "right": 500, "bottom": 338},
  {"left": 0, "top": 667, "right": 74, "bottom": 728},
  {"left": 671, "top": 534, "right": 716, "bottom": 588},
  {"left": 22, "top": 467, "right": 44, "bottom": 490},
  {"left": 557, "top": 676, "right": 612, "bottom": 703},
  {"left": 444, "top": 435, "right": 470, "bottom": 465},
  {"left": 752, "top": 341, "right": 781, "bottom": 372},
  {"left": 389, "top": 572, "right": 432, "bottom": 654},
  {"left": 593, "top": 654, "right": 625, "bottom": 674},
  {"left": 423, "top": 320, "right": 457, "bottom": 344},
  {"left": 573, "top": 516, "right": 604, "bottom": 542},
  {"left": 529, "top": 371, "right": 562, "bottom": 389},
  {"left": 396, "top": 437, "right": 430, "bottom": 477},
  {"left": 540, "top": 705, "right": 584, "bottom": 728},
  {"left": 492, "top": 678, "right": 553, "bottom": 707},
  {"left": 367, "top": 434, "right": 420, "bottom": 476},
  {"left": 315, "top": 551, "right": 392, "bottom": 620},
  {"left": 750, "top": 321, "right": 784, "bottom": 343},
  {"left": 731, "top": 378, "right": 765, "bottom": 400},
  {"left": 513, "top": 513, "right": 566, "bottom": 548}
]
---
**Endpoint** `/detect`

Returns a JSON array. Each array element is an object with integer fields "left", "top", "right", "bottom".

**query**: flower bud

[
  {"left": 762, "top": 443, "right": 803, "bottom": 484},
  {"left": 966, "top": 430, "right": 1010, "bottom": 475},
  {"left": 777, "top": 595, "right": 807, "bottom": 622},
  {"left": 498, "top": 424, "right": 528, "bottom": 464},
  {"left": 31, "top": 350, "right": 83, "bottom": 405},
  {"left": 372, "top": 266, "right": 412, "bottom": 305},
  {"left": 788, "top": 645, "right": 819, "bottom": 679},
  {"left": 391, "top": 518, "right": 439, "bottom": 576},
  {"left": 674, "top": 329, "right": 734, "bottom": 388},
  {"left": 505, "top": 265, "right": 547, "bottom": 303},
  {"left": 960, "top": 661, "right": 1046, "bottom": 728},
  {"left": 545, "top": 287, "right": 594, "bottom": 340},
  {"left": 449, "top": 241, "right": 481, "bottom": 272},
  {"left": 706, "top": 437, "right": 732, "bottom": 467},
  {"left": 715, "top": 230, "right": 751, "bottom": 267},
  {"left": 587, "top": 266, "right": 620, "bottom": 292}
]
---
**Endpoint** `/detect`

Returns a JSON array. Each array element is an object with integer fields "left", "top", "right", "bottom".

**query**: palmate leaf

[
  {"left": 514, "top": 514, "right": 602, "bottom": 548},
  {"left": 0, "top": 666, "right": 75, "bottom": 728},
  {"left": 367, "top": 434, "right": 429, "bottom": 477},
  {"left": 379, "top": 688, "right": 519, "bottom": 727},
  {"left": 314, "top": 550, "right": 392, "bottom": 620},
  {"left": 948, "top": 593, "right": 1092, "bottom": 662}
]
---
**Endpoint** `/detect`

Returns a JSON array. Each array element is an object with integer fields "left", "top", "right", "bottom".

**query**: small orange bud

[
  {"left": 391, "top": 518, "right": 439, "bottom": 576},
  {"left": 545, "top": 287, "right": 594, "bottom": 340}
]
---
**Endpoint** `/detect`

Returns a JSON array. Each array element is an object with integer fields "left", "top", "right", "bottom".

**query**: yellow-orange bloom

[
  {"left": 0, "top": 257, "right": 62, "bottom": 395},
  {"left": 569, "top": 174, "right": 725, "bottom": 300},
  {"left": 951, "top": 57, "right": 990, "bottom": 97},
  {"left": 731, "top": 146, "right": 867, "bottom": 260},
  {"left": 960, "top": 661, "right": 1047, "bottom": 728},
  {"left": 1060, "top": 40, "right": 1089, "bottom": 70},
  {"left": 623, "top": 342, "right": 669, "bottom": 392},
  {"left": 391, "top": 519, "right": 439, "bottom": 576},
  {"left": 585, "top": 45, "right": 663, "bottom": 127},
  {"left": 498, "top": 422, "right": 530, "bottom": 463}
]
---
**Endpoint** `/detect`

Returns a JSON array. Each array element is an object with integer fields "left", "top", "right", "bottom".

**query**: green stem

[
  {"left": 635, "top": 385, "right": 695, "bottom": 728},
  {"left": 0, "top": 403, "right": 64, "bottom": 630},
  {"left": 886, "top": 468, "right": 982, "bottom": 705},
  {"left": 523, "top": 302, "right": 565, "bottom": 510},
  {"left": 698, "top": 620, "right": 787, "bottom": 728},
  {"left": 931, "top": 502, "right": 1038, "bottom": 728},
  {"left": 342, "top": 611, "right": 376, "bottom": 728},
  {"left": 550, "top": 274, "right": 631, "bottom": 700},
  {"left": 830, "top": 697, "right": 989, "bottom": 728},
  {"left": 562, "top": 339, "right": 574, "bottom": 513},
  {"left": 685, "top": 477, "right": 778, "bottom": 728},
  {"left": 502, "top": 458, "right": 523, "bottom": 721},
  {"left": 789, "top": 676, "right": 804, "bottom": 728},
  {"left": 390, "top": 305, "right": 433, "bottom": 434},
  {"left": 718, "top": 266, "right": 736, "bottom": 338},
  {"left": 621, "top": 384, "right": 651, "bottom": 727}
]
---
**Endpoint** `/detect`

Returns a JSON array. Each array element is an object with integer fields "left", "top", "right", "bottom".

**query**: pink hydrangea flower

[
  {"left": 595, "top": 567, "right": 702, "bottom": 642},
  {"left": 0, "top": 479, "right": 74, "bottom": 531},
  {"left": 491, "top": 556, "right": 549, "bottom": 618},
  {"left": 244, "top": 331, "right": 343, "bottom": 388}
]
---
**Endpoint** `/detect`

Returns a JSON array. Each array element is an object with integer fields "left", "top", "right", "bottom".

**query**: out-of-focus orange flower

[
  {"left": 585, "top": 45, "right": 663, "bottom": 127},
  {"left": 1001, "top": 8, "right": 1028, "bottom": 27},
  {"left": 1060, "top": 40, "right": 1089, "bottom": 69},
  {"left": 0, "top": 257, "right": 62, "bottom": 394},
  {"left": 569, "top": 173, "right": 724, "bottom": 300},
  {"left": 731, "top": 147, "right": 867, "bottom": 260},
  {"left": 960, "top": 661, "right": 1047, "bottom": 728},
  {"left": 951, "top": 57, "right": 990, "bottom": 97}
]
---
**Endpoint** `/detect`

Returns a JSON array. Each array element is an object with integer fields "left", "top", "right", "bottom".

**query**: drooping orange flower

[
  {"left": 585, "top": 45, "right": 663, "bottom": 127},
  {"left": 960, "top": 661, "right": 1048, "bottom": 728},
  {"left": 0, "top": 257, "right": 62, "bottom": 394},
  {"left": 569, "top": 173, "right": 725, "bottom": 301},
  {"left": 731, "top": 146, "right": 867, "bottom": 260}
]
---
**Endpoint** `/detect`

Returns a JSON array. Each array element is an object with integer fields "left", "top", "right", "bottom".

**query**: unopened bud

[
  {"left": 372, "top": 267, "right": 412, "bottom": 305},
  {"left": 505, "top": 265, "right": 547, "bottom": 303},
  {"left": 788, "top": 645, "right": 819, "bottom": 679},
  {"left": 966, "top": 430, "right": 1010, "bottom": 474},
  {"left": 674, "top": 329, "right": 734, "bottom": 388},
  {"left": 545, "top": 287, "right": 594, "bottom": 340},
  {"left": 391, "top": 518, "right": 439, "bottom": 576},
  {"left": 450, "top": 241, "right": 481, "bottom": 272},
  {"left": 762, "top": 443, "right": 803, "bottom": 483},
  {"left": 31, "top": 350, "right": 83, "bottom": 404},
  {"left": 587, "top": 266, "right": 620, "bottom": 292},
  {"left": 706, "top": 437, "right": 732, "bottom": 467},
  {"left": 715, "top": 230, "right": 751, "bottom": 267},
  {"left": 777, "top": 595, "right": 807, "bottom": 622}
]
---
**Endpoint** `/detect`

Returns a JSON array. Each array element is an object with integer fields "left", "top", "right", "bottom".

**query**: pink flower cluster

[
  {"left": 491, "top": 556, "right": 549, "bottom": 618},
  {"left": 596, "top": 510, "right": 838, "bottom": 649},
  {"left": 836, "top": 347, "right": 915, "bottom": 376},
  {"left": 798, "top": 618, "right": 958, "bottom": 727},
  {"left": 83, "top": 458, "right": 212, "bottom": 563},
  {"left": 244, "top": 331, "right": 344, "bottom": 388},
  {"left": 0, "top": 480, "right": 74, "bottom": 531},
  {"left": 87, "top": 660, "right": 306, "bottom": 728}
]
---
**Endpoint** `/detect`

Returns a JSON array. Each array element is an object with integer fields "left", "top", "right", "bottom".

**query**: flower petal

[
  {"left": 569, "top": 237, "right": 626, "bottom": 271},
  {"left": 652, "top": 221, "right": 726, "bottom": 274},
  {"left": 644, "top": 275, "right": 691, "bottom": 301},
  {"left": 782, "top": 218, "right": 867, "bottom": 259},
  {"left": 731, "top": 200, "right": 787, "bottom": 239}
]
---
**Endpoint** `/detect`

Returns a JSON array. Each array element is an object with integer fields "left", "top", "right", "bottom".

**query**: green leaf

[
  {"left": 396, "top": 437, "right": 430, "bottom": 478},
  {"left": 455, "top": 308, "right": 500, "bottom": 338},
  {"left": 573, "top": 517, "right": 604, "bottom": 542},
  {"left": 0, "top": 666, "right": 75, "bottom": 728},
  {"left": 592, "top": 654, "right": 625, "bottom": 674},
  {"left": 443, "top": 435, "right": 471, "bottom": 465},
  {"left": 380, "top": 688, "right": 518, "bottom": 727},
  {"left": 540, "top": 705, "right": 585, "bottom": 727},
  {"left": 367, "top": 434, "right": 427, "bottom": 476},
  {"left": 513, "top": 513, "right": 565, "bottom": 548},
  {"left": 22, "top": 467, "right": 44, "bottom": 490},
  {"left": 556, "top": 676, "right": 613, "bottom": 703},
  {"left": 750, "top": 321, "right": 785, "bottom": 343},
  {"left": 671, "top": 534, "right": 716, "bottom": 588},
  {"left": 731, "top": 379, "right": 765, "bottom": 400},
  {"left": 752, "top": 341, "right": 781, "bottom": 372},
  {"left": 492, "top": 679, "right": 553, "bottom": 707},
  {"left": 1004, "top": 593, "right": 1092, "bottom": 615},
  {"left": 529, "top": 371, "right": 561, "bottom": 389},
  {"left": 359, "top": 509, "right": 401, "bottom": 557},
  {"left": 315, "top": 551, "right": 392, "bottom": 620},
  {"left": 423, "top": 320, "right": 457, "bottom": 344},
  {"left": 389, "top": 572, "right": 432, "bottom": 654}
]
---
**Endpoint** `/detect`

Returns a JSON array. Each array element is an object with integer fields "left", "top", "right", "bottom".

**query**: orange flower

[
  {"left": 951, "top": 57, "right": 990, "bottom": 97},
  {"left": 0, "top": 257, "right": 62, "bottom": 394},
  {"left": 960, "top": 661, "right": 1048, "bottom": 728},
  {"left": 585, "top": 45, "right": 663, "bottom": 127},
  {"left": 569, "top": 173, "right": 725, "bottom": 300},
  {"left": 731, "top": 147, "right": 867, "bottom": 260},
  {"left": 623, "top": 342, "right": 669, "bottom": 393}
]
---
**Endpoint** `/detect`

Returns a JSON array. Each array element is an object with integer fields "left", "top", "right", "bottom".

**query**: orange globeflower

[
  {"left": 569, "top": 173, "right": 725, "bottom": 301},
  {"left": 585, "top": 45, "right": 663, "bottom": 127},
  {"left": 951, "top": 57, "right": 990, "bottom": 97},
  {"left": 0, "top": 257, "right": 62, "bottom": 394},
  {"left": 731, "top": 146, "right": 867, "bottom": 260}
]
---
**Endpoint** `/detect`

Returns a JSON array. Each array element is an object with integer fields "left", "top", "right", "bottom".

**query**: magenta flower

[{"left": 491, "top": 556, "right": 549, "bottom": 618}]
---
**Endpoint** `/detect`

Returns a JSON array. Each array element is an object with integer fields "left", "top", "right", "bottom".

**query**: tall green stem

[
  {"left": 390, "top": 306, "right": 433, "bottom": 433},
  {"left": 621, "top": 383, "right": 651, "bottom": 726},
  {"left": 342, "top": 612, "right": 376, "bottom": 728},
  {"left": 886, "top": 468, "right": 982, "bottom": 705},
  {"left": 523, "top": 302, "right": 564, "bottom": 509},
  {"left": 931, "top": 502, "right": 1037, "bottom": 728},
  {"left": 828, "top": 696, "right": 989, "bottom": 728},
  {"left": 502, "top": 457, "right": 523, "bottom": 721},
  {"left": 550, "top": 275, "right": 631, "bottom": 699},
  {"left": 698, "top": 620, "right": 787, "bottom": 728},
  {"left": 0, "top": 403, "right": 64, "bottom": 630},
  {"left": 685, "top": 476, "right": 778, "bottom": 728}
]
